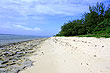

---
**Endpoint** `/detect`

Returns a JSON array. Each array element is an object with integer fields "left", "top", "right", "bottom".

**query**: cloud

[
  {"left": 1, "top": 25, "right": 11, "bottom": 28},
  {"left": 0, "top": 0, "right": 107, "bottom": 17},
  {"left": 15, "top": 25, "right": 40, "bottom": 31},
  {"left": 0, "top": 0, "right": 108, "bottom": 20},
  {"left": 1, "top": 25, "right": 40, "bottom": 31}
]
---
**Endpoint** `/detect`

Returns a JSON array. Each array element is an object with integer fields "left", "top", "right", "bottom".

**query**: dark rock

[
  {"left": 94, "top": 55, "right": 96, "bottom": 57},
  {"left": 1, "top": 60, "right": 9, "bottom": 64}
]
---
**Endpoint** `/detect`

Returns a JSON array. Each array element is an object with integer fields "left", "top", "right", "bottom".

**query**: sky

[{"left": 0, "top": 0, "right": 109, "bottom": 36}]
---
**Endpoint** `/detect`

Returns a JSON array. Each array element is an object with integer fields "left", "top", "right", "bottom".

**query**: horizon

[
  {"left": 0, "top": 0, "right": 109, "bottom": 36},
  {"left": 0, "top": 33, "right": 50, "bottom": 37}
]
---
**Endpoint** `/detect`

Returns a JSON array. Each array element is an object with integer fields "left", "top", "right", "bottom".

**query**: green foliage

[
  {"left": 89, "top": 2, "right": 105, "bottom": 15},
  {"left": 104, "top": 7, "right": 110, "bottom": 19},
  {"left": 56, "top": 2, "right": 110, "bottom": 38},
  {"left": 57, "top": 20, "right": 86, "bottom": 36},
  {"left": 93, "top": 19, "right": 110, "bottom": 34},
  {"left": 84, "top": 12, "right": 99, "bottom": 33}
]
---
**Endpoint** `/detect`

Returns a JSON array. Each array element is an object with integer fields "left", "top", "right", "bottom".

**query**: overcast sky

[{"left": 0, "top": 0, "right": 109, "bottom": 36}]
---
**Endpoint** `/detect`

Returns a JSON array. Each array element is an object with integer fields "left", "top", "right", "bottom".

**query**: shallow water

[{"left": 0, "top": 34, "right": 47, "bottom": 46}]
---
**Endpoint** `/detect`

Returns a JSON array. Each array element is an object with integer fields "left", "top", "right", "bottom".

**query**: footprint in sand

[
  {"left": 94, "top": 55, "right": 96, "bottom": 57},
  {"left": 42, "top": 52, "right": 44, "bottom": 55}
]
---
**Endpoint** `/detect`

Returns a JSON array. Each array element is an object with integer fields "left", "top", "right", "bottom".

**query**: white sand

[{"left": 20, "top": 37, "right": 110, "bottom": 73}]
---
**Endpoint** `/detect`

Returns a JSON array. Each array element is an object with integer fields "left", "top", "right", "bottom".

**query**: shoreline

[
  {"left": 20, "top": 37, "right": 110, "bottom": 73},
  {"left": 0, "top": 38, "right": 47, "bottom": 73},
  {"left": 0, "top": 38, "right": 47, "bottom": 48}
]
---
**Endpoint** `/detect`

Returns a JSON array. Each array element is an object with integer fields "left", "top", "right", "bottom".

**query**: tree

[
  {"left": 84, "top": 2, "right": 105, "bottom": 34},
  {"left": 104, "top": 4, "right": 110, "bottom": 19},
  {"left": 56, "top": 2, "right": 110, "bottom": 37},
  {"left": 93, "top": 19, "right": 110, "bottom": 34},
  {"left": 89, "top": 2, "right": 105, "bottom": 15}
]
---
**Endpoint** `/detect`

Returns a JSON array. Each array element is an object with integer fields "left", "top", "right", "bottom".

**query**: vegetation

[{"left": 56, "top": 2, "right": 110, "bottom": 38}]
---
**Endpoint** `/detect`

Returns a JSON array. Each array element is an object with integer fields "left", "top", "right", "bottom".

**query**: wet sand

[{"left": 20, "top": 37, "right": 110, "bottom": 73}]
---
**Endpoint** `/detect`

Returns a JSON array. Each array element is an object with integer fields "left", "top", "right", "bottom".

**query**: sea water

[{"left": 0, "top": 34, "right": 47, "bottom": 46}]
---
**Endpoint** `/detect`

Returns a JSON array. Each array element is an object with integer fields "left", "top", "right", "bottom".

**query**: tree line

[{"left": 56, "top": 2, "right": 110, "bottom": 37}]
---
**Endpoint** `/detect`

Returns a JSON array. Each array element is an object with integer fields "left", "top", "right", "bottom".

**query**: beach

[
  {"left": 0, "top": 0, "right": 110, "bottom": 73},
  {"left": 19, "top": 37, "right": 110, "bottom": 73}
]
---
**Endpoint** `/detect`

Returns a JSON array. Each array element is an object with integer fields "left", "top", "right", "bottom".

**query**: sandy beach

[{"left": 19, "top": 37, "right": 110, "bottom": 73}]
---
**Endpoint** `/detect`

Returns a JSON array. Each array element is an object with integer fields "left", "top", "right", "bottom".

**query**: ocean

[{"left": 0, "top": 34, "right": 48, "bottom": 46}]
